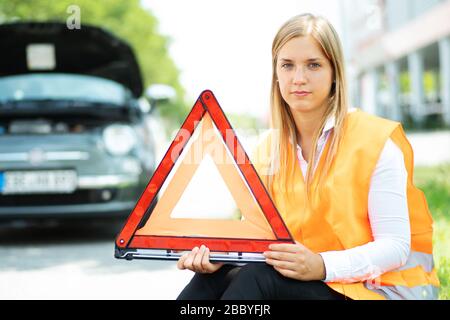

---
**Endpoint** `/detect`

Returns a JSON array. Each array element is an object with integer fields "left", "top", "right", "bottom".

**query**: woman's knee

[
  {"left": 177, "top": 265, "right": 240, "bottom": 300},
  {"left": 222, "top": 263, "right": 279, "bottom": 299},
  {"left": 238, "top": 263, "right": 276, "bottom": 277},
  {"left": 240, "top": 264, "right": 281, "bottom": 286}
]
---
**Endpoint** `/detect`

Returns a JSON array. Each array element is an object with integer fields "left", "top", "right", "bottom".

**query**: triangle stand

[{"left": 115, "top": 90, "right": 293, "bottom": 263}]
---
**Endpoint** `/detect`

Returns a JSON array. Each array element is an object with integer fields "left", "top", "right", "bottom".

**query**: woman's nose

[{"left": 293, "top": 66, "right": 307, "bottom": 85}]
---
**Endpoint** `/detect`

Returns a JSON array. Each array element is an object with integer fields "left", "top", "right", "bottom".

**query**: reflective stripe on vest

[
  {"left": 327, "top": 251, "right": 439, "bottom": 300},
  {"left": 375, "top": 250, "right": 439, "bottom": 299}
]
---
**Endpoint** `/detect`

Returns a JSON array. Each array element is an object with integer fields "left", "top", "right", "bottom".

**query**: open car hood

[{"left": 0, "top": 21, "right": 143, "bottom": 97}]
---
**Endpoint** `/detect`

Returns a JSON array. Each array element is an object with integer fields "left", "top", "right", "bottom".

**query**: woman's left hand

[{"left": 263, "top": 241, "right": 326, "bottom": 281}]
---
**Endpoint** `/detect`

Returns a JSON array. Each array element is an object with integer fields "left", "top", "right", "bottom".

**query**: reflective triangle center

[{"left": 170, "top": 153, "right": 241, "bottom": 220}]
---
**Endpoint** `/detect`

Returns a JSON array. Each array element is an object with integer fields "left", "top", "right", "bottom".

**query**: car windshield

[{"left": 0, "top": 73, "right": 129, "bottom": 105}]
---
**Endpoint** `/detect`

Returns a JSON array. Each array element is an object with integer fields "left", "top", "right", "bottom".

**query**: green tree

[{"left": 0, "top": 0, "right": 189, "bottom": 132}]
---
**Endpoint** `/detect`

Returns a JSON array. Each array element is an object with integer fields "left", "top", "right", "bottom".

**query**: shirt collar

[{"left": 323, "top": 107, "right": 357, "bottom": 133}]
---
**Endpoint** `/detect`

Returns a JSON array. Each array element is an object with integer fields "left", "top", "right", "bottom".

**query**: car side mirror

[
  {"left": 145, "top": 84, "right": 176, "bottom": 113},
  {"left": 137, "top": 97, "right": 151, "bottom": 114}
]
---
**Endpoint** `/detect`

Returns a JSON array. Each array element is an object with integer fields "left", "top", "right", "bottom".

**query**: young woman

[{"left": 176, "top": 13, "right": 439, "bottom": 300}]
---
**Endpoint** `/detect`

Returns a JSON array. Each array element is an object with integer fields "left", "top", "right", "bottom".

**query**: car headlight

[{"left": 103, "top": 124, "right": 137, "bottom": 156}]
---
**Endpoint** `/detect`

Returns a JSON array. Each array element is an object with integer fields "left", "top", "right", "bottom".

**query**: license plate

[{"left": 0, "top": 170, "right": 77, "bottom": 194}]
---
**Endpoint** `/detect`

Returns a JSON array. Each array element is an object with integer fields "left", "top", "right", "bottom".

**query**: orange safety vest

[{"left": 252, "top": 109, "right": 440, "bottom": 300}]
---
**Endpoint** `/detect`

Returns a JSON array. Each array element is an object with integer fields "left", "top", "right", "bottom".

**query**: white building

[{"left": 341, "top": 0, "right": 450, "bottom": 127}]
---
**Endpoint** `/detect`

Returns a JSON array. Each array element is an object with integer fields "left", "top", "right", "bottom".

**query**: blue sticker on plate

[{"left": 0, "top": 172, "right": 4, "bottom": 192}]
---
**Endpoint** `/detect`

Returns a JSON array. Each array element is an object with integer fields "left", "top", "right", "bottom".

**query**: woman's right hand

[{"left": 177, "top": 245, "right": 224, "bottom": 274}]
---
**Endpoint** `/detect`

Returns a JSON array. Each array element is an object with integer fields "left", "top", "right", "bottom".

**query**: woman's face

[{"left": 276, "top": 35, "right": 334, "bottom": 114}]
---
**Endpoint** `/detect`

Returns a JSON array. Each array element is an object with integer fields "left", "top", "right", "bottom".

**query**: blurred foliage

[
  {"left": 414, "top": 164, "right": 450, "bottom": 299},
  {"left": 399, "top": 72, "right": 410, "bottom": 93},
  {"left": 0, "top": 0, "right": 190, "bottom": 133},
  {"left": 433, "top": 219, "right": 450, "bottom": 300},
  {"left": 227, "top": 113, "right": 265, "bottom": 132},
  {"left": 400, "top": 70, "right": 439, "bottom": 97},
  {"left": 423, "top": 71, "right": 437, "bottom": 96},
  {"left": 414, "top": 164, "right": 450, "bottom": 221}
]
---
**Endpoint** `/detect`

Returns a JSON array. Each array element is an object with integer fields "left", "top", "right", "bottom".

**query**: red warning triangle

[{"left": 115, "top": 90, "right": 293, "bottom": 262}]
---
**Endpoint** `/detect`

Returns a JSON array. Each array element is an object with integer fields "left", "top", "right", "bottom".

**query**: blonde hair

[{"left": 268, "top": 13, "right": 349, "bottom": 205}]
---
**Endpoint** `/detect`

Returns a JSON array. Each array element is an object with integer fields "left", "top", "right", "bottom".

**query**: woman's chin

[{"left": 288, "top": 104, "right": 318, "bottom": 113}]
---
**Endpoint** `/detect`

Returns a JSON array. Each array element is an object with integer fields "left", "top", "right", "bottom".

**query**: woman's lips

[{"left": 292, "top": 91, "right": 311, "bottom": 97}]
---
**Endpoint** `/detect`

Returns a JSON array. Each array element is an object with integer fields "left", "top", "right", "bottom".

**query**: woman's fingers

[
  {"left": 263, "top": 250, "right": 297, "bottom": 262},
  {"left": 177, "top": 245, "right": 223, "bottom": 274},
  {"left": 265, "top": 257, "right": 296, "bottom": 270},
  {"left": 200, "top": 246, "right": 210, "bottom": 272},
  {"left": 193, "top": 245, "right": 207, "bottom": 272},
  {"left": 183, "top": 246, "right": 199, "bottom": 270},
  {"left": 202, "top": 247, "right": 224, "bottom": 273},
  {"left": 268, "top": 242, "right": 305, "bottom": 253},
  {"left": 177, "top": 252, "right": 189, "bottom": 270}
]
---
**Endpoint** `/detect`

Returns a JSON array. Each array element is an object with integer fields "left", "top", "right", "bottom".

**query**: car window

[{"left": 0, "top": 73, "right": 129, "bottom": 105}]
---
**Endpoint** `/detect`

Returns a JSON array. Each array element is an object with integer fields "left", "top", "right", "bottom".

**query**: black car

[{"left": 0, "top": 22, "right": 173, "bottom": 221}]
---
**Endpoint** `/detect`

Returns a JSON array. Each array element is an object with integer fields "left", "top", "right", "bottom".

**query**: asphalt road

[{"left": 0, "top": 220, "right": 194, "bottom": 299}]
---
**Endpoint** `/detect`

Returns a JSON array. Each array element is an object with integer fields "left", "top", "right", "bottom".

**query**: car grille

[{"left": 0, "top": 189, "right": 118, "bottom": 206}]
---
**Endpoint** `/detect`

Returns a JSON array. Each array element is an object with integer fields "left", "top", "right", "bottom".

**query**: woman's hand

[
  {"left": 177, "top": 245, "right": 224, "bottom": 274},
  {"left": 263, "top": 241, "right": 326, "bottom": 281}
]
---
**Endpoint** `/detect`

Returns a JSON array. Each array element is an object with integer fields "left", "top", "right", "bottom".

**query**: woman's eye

[
  {"left": 309, "top": 63, "right": 321, "bottom": 69},
  {"left": 281, "top": 63, "right": 293, "bottom": 69}
]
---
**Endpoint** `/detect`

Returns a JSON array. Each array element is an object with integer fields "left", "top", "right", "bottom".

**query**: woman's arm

[{"left": 319, "top": 138, "right": 411, "bottom": 283}]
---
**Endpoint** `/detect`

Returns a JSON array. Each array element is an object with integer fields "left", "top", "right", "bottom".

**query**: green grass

[{"left": 414, "top": 163, "right": 450, "bottom": 300}]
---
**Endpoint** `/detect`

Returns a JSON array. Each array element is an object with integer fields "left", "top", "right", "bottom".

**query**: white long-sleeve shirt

[{"left": 296, "top": 110, "right": 411, "bottom": 284}]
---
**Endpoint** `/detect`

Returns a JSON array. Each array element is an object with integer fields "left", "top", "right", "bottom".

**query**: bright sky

[{"left": 143, "top": 0, "right": 343, "bottom": 120}]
